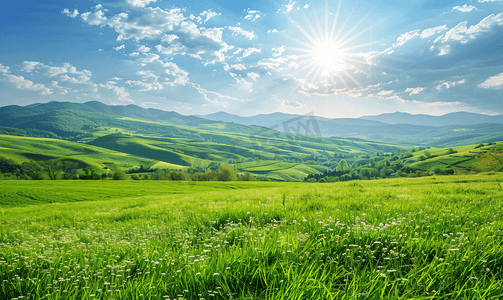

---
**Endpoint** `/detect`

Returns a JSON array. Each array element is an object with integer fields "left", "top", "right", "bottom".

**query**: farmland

[{"left": 1, "top": 174, "right": 502, "bottom": 299}]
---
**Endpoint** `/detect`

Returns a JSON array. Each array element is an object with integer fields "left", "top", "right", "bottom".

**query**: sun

[{"left": 312, "top": 39, "right": 345, "bottom": 75}]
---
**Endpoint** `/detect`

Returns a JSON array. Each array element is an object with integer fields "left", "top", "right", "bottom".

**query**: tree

[
  {"left": 307, "top": 178, "right": 317, "bottom": 183},
  {"left": 113, "top": 170, "right": 127, "bottom": 180},
  {"left": 61, "top": 161, "right": 79, "bottom": 180},
  {"left": 80, "top": 167, "right": 101, "bottom": 180},
  {"left": 336, "top": 159, "right": 351, "bottom": 173},
  {"left": 218, "top": 164, "right": 237, "bottom": 181},
  {"left": 239, "top": 172, "right": 257, "bottom": 181},
  {"left": 45, "top": 160, "right": 63, "bottom": 180},
  {"left": 22, "top": 161, "right": 43, "bottom": 180},
  {"left": 394, "top": 149, "right": 403, "bottom": 157},
  {"left": 446, "top": 148, "right": 457, "bottom": 154}
]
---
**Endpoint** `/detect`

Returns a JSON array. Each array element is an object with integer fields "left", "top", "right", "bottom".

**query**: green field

[{"left": 1, "top": 174, "right": 502, "bottom": 299}]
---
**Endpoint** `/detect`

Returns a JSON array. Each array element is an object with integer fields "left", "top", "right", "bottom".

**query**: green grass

[
  {"left": 0, "top": 174, "right": 502, "bottom": 299},
  {"left": 408, "top": 143, "right": 503, "bottom": 173},
  {"left": 0, "top": 134, "right": 168, "bottom": 172}
]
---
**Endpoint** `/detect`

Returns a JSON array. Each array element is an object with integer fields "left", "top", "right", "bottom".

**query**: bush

[
  {"left": 217, "top": 165, "right": 237, "bottom": 181},
  {"left": 131, "top": 174, "right": 140, "bottom": 180},
  {"left": 446, "top": 148, "right": 457, "bottom": 154},
  {"left": 307, "top": 178, "right": 317, "bottom": 183},
  {"left": 112, "top": 170, "right": 127, "bottom": 180},
  {"left": 318, "top": 178, "right": 327, "bottom": 183},
  {"left": 239, "top": 172, "right": 257, "bottom": 181}
]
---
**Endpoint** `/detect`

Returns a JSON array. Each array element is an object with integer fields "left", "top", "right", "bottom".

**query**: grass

[
  {"left": 0, "top": 134, "right": 166, "bottom": 171},
  {"left": 0, "top": 174, "right": 502, "bottom": 299}
]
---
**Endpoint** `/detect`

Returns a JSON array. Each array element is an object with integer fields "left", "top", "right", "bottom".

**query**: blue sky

[{"left": 0, "top": 0, "right": 502, "bottom": 118}]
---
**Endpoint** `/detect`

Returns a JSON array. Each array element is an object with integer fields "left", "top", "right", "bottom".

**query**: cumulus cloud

[
  {"left": 81, "top": 10, "right": 107, "bottom": 26},
  {"left": 62, "top": 8, "right": 79, "bottom": 18},
  {"left": 114, "top": 44, "right": 125, "bottom": 51},
  {"left": 4, "top": 74, "right": 53, "bottom": 95},
  {"left": 74, "top": 6, "right": 231, "bottom": 63},
  {"left": 0, "top": 64, "right": 10, "bottom": 74},
  {"left": 99, "top": 81, "right": 132, "bottom": 102},
  {"left": 126, "top": 0, "right": 156, "bottom": 8},
  {"left": 479, "top": 72, "right": 503, "bottom": 88},
  {"left": 453, "top": 4, "right": 476, "bottom": 12},
  {"left": 228, "top": 26, "right": 255, "bottom": 40},
  {"left": 433, "top": 12, "right": 503, "bottom": 55}
]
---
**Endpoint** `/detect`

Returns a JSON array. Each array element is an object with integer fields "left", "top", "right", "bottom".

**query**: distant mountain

[
  {"left": 1, "top": 101, "right": 503, "bottom": 147},
  {"left": 360, "top": 112, "right": 503, "bottom": 127},
  {"left": 196, "top": 110, "right": 503, "bottom": 146}
]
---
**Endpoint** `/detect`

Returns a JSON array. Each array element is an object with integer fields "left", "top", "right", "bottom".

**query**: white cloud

[
  {"left": 479, "top": 72, "right": 503, "bottom": 88},
  {"left": 228, "top": 26, "right": 255, "bottom": 40},
  {"left": 478, "top": 0, "right": 503, "bottom": 2},
  {"left": 405, "top": 87, "right": 425, "bottom": 95},
  {"left": 62, "top": 8, "right": 79, "bottom": 18},
  {"left": 164, "top": 62, "right": 189, "bottom": 86},
  {"left": 20, "top": 61, "right": 93, "bottom": 78},
  {"left": 268, "top": 29, "right": 279, "bottom": 33},
  {"left": 245, "top": 9, "right": 261, "bottom": 21},
  {"left": 272, "top": 46, "right": 285, "bottom": 57},
  {"left": 393, "top": 29, "right": 420, "bottom": 47},
  {"left": 137, "top": 45, "right": 150, "bottom": 52},
  {"left": 304, "top": 4, "right": 309, "bottom": 9},
  {"left": 126, "top": 0, "right": 156, "bottom": 8},
  {"left": 0, "top": 64, "right": 10, "bottom": 74},
  {"left": 453, "top": 4, "right": 476, "bottom": 12},
  {"left": 81, "top": 10, "right": 107, "bottom": 26},
  {"left": 200, "top": 9, "right": 220, "bottom": 23},
  {"left": 242, "top": 48, "right": 261, "bottom": 58},
  {"left": 99, "top": 81, "right": 132, "bottom": 102},
  {"left": 75, "top": 7, "right": 230, "bottom": 63},
  {"left": 433, "top": 13, "right": 503, "bottom": 55},
  {"left": 114, "top": 44, "right": 125, "bottom": 51},
  {"left": 435, "top": 79, "right": 466, "bottom": 90},
  {"left": 4, "top": 74, "right": 53, "bottom": 95},
  {"left": 420, "top": 25, "right": 448, "bottom": 38},
  {"left": 285, "top": 1, "right": 296, "bottom": 12},
  {"left": 51, "top": 81, "right": 72, "bottom": 95}
]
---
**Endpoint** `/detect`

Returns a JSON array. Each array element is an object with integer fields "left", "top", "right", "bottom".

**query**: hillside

[
  {"left": 1, "top": 101, "right": 502, "bottom": 147},
  {"left": 0, "top": 134, "right": 177, "bottom": 176}
]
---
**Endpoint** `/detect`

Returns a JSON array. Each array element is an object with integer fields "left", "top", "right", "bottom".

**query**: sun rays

[{"left": 283, "top": 0, "right": 380, "bottom": 92}]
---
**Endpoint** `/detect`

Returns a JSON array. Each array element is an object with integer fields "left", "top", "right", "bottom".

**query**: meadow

[{"left": 1, "top": 174, "right": 502, "bottom": 299}]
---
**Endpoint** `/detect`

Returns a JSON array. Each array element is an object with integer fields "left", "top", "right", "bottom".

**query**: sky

[{"left": 0, "top": 0, "right": 502, "bottom": 118}]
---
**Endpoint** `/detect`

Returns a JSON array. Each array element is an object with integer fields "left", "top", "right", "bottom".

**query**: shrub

[
  {"left": 318, "top": 178, "right": 327, "bottom": 183},
  {"left": 131, "top": 174, "right": 140, "bottom": 180},
  {"left": 307, "top": 178, "right": 317, "bottom": 183},
  {"left": 112, "top": 170, "right": 127, "bottom": 180}
]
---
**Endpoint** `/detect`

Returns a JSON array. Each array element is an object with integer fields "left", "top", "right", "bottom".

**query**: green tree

[
  {"left": 307, "top": 178, "right": 317, "bottom": 183},
  {"left": 239, "top": 172, "right": 257, "bottom": 181},
  {"left": 218, "top": 164, "right": 237, "bottom": 181},
  {"left": 113, "top": 170, "right": 127, "bottom": 180},
  {"left": 61, "top": 161, "right": 79, "bottom": 180},
  {"left": 44, "top": 160, "right": 62, "bottom": 180},
  {"left": 336, "top": 159, "right": 351, "bottom": 173},
  {"left": 22, "top": 161, "right": 43, "bottom": 180}
]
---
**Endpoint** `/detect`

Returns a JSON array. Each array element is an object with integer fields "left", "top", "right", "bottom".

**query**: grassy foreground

[{"left": 1, "top": 175, "right": 503, "bottom": 299}]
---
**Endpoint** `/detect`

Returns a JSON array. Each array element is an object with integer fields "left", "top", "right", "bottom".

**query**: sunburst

[{"left": 284, "top": 0, "right": 379, "bottom": 90}]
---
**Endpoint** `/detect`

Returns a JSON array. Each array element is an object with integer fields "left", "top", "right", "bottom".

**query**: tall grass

[{"left": 0, "top": 174, "right": 502, "bottom": 299}]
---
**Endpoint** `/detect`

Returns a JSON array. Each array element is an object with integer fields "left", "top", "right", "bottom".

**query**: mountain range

[{"left": 1, "top": 101, "right": 503, "bottom": 147}]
